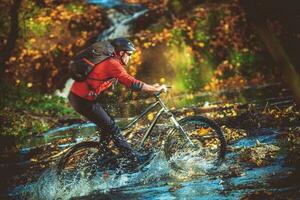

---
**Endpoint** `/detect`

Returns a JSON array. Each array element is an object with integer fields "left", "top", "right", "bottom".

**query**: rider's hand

[
  {"left": 156, "top": 84, "right": 167, "bottom": 93},
  {"left": 142, "top": 83, "right": 168, "bottom": 93}
]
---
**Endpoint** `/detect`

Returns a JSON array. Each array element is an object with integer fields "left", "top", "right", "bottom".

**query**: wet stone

[
  {"left": 168, "top": 184, "right": 183, "bottom": 192},
  {"left": 239, "top": 143, "right": 280, "bottom": 167}
]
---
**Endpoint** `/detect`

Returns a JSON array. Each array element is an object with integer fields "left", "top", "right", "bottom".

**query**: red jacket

[{"left": 70, "top": 57, "right": 144, "bottom": 100}]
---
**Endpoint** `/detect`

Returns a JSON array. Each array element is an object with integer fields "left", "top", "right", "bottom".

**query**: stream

[
  {"left": 3, "top": 1, "right": 300, "bottom": 199},
  {"left": 6, "top": 83, "right": 300, "bottom": 199},
  {"left": 8, "top": 123, "right": 298, "bottom": 199}
]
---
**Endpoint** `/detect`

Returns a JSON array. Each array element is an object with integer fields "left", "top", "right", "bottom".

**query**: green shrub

[
  {"left": 65, "top": 3, "right": 84, "bottom": 14},
  {"left": 27, "top": 19, "right": 49, "bottom": 36},
  {"left": 0, "top": 81, "right": 79, "bottom": 138}
]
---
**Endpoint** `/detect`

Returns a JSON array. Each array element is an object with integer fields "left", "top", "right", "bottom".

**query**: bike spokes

[
  {"left": 62, "top": 148, "right": 100, "bottom": 180},
  {"left": 165, "top": 117, "right": 226, "bottom": 172}
]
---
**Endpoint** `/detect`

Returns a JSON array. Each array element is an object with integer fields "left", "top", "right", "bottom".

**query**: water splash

[
  {"left": 88, "top": 0, "right": 122, "bottom": 8},
  {"left": 10, "top": 149, "right": 219, "bottom": 199},
  {"left": 11, "top": 130, "right": 294, "bottom": 199}
]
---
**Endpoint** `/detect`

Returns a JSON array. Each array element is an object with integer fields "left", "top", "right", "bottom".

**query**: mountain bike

[{"left": 56, "top": 90, "right": 226, "bottom": 179}]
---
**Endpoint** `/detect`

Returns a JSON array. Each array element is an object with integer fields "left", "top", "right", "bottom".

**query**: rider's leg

[
  {"left": 87, "top": 102, "right": 153, "bottom": 163},
  {"left": 69, "top": 92, "right": 110, "bottom": 151},
  {"left": 68, "top": 92, "right": 152, "bottom": 163},
  {"left": 111, "top": 128, "right": 154, "bottom": 163}
]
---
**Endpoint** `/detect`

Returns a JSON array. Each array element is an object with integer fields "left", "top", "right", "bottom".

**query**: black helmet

[{"left": 110, "top": 38, "right": 136, "bottom": 52}]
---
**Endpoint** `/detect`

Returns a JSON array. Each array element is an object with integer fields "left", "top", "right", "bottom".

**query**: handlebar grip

[
  {"left": 154, "top": 90, "right": 163, "bottom": 96},
  {"left": 153, "top": 86, "right": 171, "bottom": 97}
]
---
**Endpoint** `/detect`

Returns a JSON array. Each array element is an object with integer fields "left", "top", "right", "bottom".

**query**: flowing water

[
  {"left": 19, "top": 82, "right": 291, "bottom": 150},
  {"left": 55, "top": 0, "right": 147, "bottom": 98},
  {"left": 9, "top": 129, "right": 295, "bottom": 199},
  {"left": 7, "top": 83, "right": 299, "bottom": 199},
  {"left": 5, "top": 1, "right": 299, "bottom": 199}
]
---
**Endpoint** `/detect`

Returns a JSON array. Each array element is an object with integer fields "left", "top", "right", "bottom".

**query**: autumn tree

[{"left": 0, "top": 0, "right": 22, "bottom": 77}]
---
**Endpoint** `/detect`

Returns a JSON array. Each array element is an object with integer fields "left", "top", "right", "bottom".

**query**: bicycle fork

[
  {"left": 136, "top": 95, "right": 196, "bottom": 150},
  {"left": 156, "top": 96, "right": 196, "bottom": 148},
  {"left": 169, "top": 115, "right": 196, "bottom": 148}
]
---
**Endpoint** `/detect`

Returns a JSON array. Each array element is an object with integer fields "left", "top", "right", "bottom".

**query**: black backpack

[{"left": 70, "top": 41, "right": 115, "bottom": 82}]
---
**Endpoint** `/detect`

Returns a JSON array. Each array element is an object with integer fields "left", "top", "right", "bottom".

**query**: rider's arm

[
  {"left": 108, "top": 60, "right": 145, "bottom": 91},
  {"left": 108, "top": 60, "right": 165, "bottom": 93}
]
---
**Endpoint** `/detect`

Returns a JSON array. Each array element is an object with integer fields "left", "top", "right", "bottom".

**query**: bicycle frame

[{"left": 120, "top": 93, "right": 195, "bottom": 150}]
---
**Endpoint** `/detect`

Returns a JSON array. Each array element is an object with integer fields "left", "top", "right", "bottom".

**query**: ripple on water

[
  {"left": 10, "top": 150, "right": 222, "bottom": 200},
  {"left": 11, "top": 130, "right": 289, "bottom": 200}
]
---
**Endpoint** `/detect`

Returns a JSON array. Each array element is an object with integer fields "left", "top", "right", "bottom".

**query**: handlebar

[{"left": 153, "top": 86, "right": 171, "bottom": 97}]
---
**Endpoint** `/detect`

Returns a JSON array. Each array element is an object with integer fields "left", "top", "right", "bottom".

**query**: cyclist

[{"left": 68, "top": 38, "right": 167, "bottom": 165}]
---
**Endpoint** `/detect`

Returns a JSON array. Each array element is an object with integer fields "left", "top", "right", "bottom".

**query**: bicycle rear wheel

[
  {"left": 56, "top": 141, "right": 116, "bottom": 182},
  {"left": 164, "top": 116, "right": 226, "bottom": 172},
  {"left": 57, "top": 141, "right": 101, "bottom": 176},
  {"left": 56, "top": 141, "right": 141, "bottom": 183}
]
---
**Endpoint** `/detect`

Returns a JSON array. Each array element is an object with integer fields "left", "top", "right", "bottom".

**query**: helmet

[{"left": 110, "top": 38, "right": 136, "bottom": 52}]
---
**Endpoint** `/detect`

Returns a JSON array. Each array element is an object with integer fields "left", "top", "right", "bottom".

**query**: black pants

[
  {"left": 68, "top": 92, "right": 120, "bottom": 144},
  {"left": 68, "top": 92, "right": 139, "bottom": 160}
]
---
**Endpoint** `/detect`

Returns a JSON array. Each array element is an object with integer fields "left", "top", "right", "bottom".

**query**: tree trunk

[
  {"left": 0, "top": 0, "right": 22, "bottom": 77},
  {"left": 240, "top": 0, "right": 300, "bottom": 104}
]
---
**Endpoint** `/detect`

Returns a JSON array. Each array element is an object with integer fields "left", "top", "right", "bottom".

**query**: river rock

[{"left": 239, "top": 143, "right": 280, "bottom": 167}]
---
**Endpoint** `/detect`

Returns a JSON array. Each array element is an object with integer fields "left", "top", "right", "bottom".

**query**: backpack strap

[
  {"left": 84, "top": 81, "right": 97, "bottom": 99},
  {"left": 82, "top": 57, "right": 118, "bottom": 99},
  {"left": 81, "top": 57, "right": 102, "bottom": 99},
  {"left": 82, "top": 57, "right": 116, "bottom": 82},
  {"left": 82, "top": 57, "right": 105, "bottom": 82},
  {"left": 84, "top": 77, "right": 118, "bottom": 100},
  {"left": 82, "top": 58, "right": 95, "bottom": 67}
]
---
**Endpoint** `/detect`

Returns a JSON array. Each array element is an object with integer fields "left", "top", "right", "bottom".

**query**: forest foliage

[
  {"left": 0, "top": 0, "right": 108, "bottom": 92},
  {"left": 0, "top": 0, "right": 299, "bottom": 137}
]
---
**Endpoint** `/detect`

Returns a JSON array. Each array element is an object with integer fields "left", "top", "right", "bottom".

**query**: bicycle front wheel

[{"left": 164, "top": 116, "right": 226, "bottom": 172}]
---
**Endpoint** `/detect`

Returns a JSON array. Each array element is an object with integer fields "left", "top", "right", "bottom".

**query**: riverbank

[
  {"left": 2, "top": 95, "right": 299, "bottom": 199},
  {"left": 0, "top": 81, "right": 82, "bottom": 139},
  {"left": 1, "top": 0, "right": 297, "bottom": 139},
  {"left": 1, "top": 1, "right": 300, "bottom": 198},
  {"left": 0, "top": 0, "right": 111, "bottom": 140}
]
